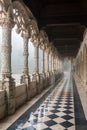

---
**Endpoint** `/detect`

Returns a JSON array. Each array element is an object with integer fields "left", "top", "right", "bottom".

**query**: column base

[
  {"left": 20, "top": 75, "right": 30, "bottom": 100},
  {"left": 32, "top": 73, "right": 40, "bottom": 94},
  {"left": 42, "top": 73, "right": 46, "bottom": 89},
  {"left": 46, "top": 72, "right": 50, "bottom": 87},
  {"left": 2, "top": 77, "right": 15, "bottom": 115}
]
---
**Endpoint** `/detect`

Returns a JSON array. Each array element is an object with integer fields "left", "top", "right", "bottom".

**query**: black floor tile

[
  {"left": 50, "top": 109, "right": 60, "bottom": 113},
  {"left": 42, "top": 128, "right": 52, "bottom": 130},
  {"left": 60, "top": 121, "right": 74, "bottom": 128},
  {"left": 63, "top": 110, "right": 73, "bottom": 114},
  {"left": 47, "top": 114, "right": 59, "bottom": 119},
  {"left": 22, "top": 126, "right": 36, "bottom": 130},
  {"left": 44, "top": 120, "right": 57, "bottom": 127},
  {"left": 61, "top": 115, "right": 73, "bottom": 120}
]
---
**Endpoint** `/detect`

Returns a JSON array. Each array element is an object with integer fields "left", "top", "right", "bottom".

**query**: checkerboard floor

[{"left": 20, "top": 73, "right": 75, "bottom": 130}]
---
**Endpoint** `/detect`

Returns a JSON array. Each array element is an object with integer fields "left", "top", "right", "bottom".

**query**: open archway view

[
  {"left": 64, "top": 58, "right": 71, "bottom": 72},
  {"left": 0, "top": 0, "right": 87, "bottom": 130}
]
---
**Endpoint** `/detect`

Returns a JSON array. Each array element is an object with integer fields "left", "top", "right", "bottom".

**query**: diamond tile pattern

[{"left": 18, "top": 74, "right": 75, "bottom": 130}]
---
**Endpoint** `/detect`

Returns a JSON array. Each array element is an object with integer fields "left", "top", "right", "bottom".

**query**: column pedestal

[{"left": 2, "top": 77, "right": 15, "bottom": 115}]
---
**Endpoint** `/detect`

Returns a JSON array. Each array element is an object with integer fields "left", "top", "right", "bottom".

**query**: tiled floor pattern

[{"left": 19, "top": 74, "right": 75, "bottom": 130}]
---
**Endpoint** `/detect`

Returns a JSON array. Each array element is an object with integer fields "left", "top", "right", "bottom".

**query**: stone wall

[
  {"left": 0, "top": 90, "right": 6, "bottom": 119},
  {"left": 30, "top": 81, "right": 37, "bottom": 98},
  {"left": 15, "top": 84, "right": 27, "bottom": 109},
  {"left": 0, "top": 72, "right": 63, "bottom": 120}
]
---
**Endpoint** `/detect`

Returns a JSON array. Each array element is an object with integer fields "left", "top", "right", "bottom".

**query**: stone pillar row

[
  {"left": 76, "top": 47, "right": 87, "bottom": 87},
  {"left": 0, "top": 2, "right": 63, "bottom": 116}
]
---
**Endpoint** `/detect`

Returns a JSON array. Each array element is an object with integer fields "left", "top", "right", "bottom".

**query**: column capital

[
  {"left": 40, "top": 42, "right": 45, "bottom": 50},
  {"left": 0, "top": 1, "right": 14, "bottom": 28},
  {"left": 0, "top": 17, "right": 14, "bottom": 28},
  {"left": 31, "top": 34, "right": 39, "bottom": 47},
  {"left": 22, "top": 31, "right": 30, "bottom": 39}
]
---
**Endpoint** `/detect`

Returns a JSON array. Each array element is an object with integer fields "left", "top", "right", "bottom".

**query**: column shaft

[
  {"left": 0, "top": 18, "right": 15, "bottom": 115},
  {"left": 34, "top": 46, "right": 39, "bottom": 74},
  {"left": 41, "top": 49, "right": 45, "bottom": 73},
  {"left": 23, "top": 37, "right": 29, "bottom": 75},
  {"left": 46, "top": 53, "right": 49, "bottom": 72},
  {"left": 1, "top": 24, "right": 12, "bottom": 79}
]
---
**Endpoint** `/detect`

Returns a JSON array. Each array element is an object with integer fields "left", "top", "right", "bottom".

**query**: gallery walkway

[{"left": 3, "top": 72, "right": 86, "bottom": 130}]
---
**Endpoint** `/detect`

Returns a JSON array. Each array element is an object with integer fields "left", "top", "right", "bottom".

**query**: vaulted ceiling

[{"left": 23, "top": 0, "right": 87, "bottom": 57}]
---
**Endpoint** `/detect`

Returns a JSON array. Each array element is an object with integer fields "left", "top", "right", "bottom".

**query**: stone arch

[{"left": 12, "top": 0, "right": 39, "bottom": 37}]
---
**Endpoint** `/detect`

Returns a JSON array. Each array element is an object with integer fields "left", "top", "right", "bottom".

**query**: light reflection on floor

[{"left": 16, "top": 72, "right": 75, "bottom": 130}]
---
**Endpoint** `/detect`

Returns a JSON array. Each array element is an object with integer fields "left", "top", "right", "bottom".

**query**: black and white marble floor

[{"left": 17, "top": 73, "right": 75, "bottom": 130}]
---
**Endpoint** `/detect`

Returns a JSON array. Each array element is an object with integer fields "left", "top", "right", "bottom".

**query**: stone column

[
  {"left": 0, "top": 16, "right": 15, "bottom": 114},
  {"left": 21, "top": 33, "right": 30, "bottom": 100},
  {"left": 53, "top": 55, "right": 56, "bottom": 73},
  {"left": 83, "top": 48, "right": 87, "bottom": 85},
  {"left": 40, "top": 44, "right": 46, "bottom": 89},
  {"left": 33, "top": 40, "right": 40, "bottom": 93},
  {"left": 23, "top": 36, "right": 29, "bottom": 76},
  {"left": 46, "top": 49, "right": 50, "bottom": 77},
  {"left": 41, "top": 49, "right": 45, "bottom": 74},
  {"left": 50, "top": 53, "right": 52, "bottom": 73},
  {"left": 57, "top": 57, "right": 59, "bottom": 73},
  {"left": 34, "top": 45, "right": 39, "bottom": 75},
  {"left": 52, "top": 55, "right": 54, "bottom": 73}
]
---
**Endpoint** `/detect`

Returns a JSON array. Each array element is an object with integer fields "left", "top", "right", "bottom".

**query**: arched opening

[
  {"left": 12, "top": 25, "right": 23, "bottom": 84},
  {"left": 29, "top": 40, "right": 34, "bottom": 75},
  {"left": 64, "top": 58, "right": 71, "bottom": 72}
]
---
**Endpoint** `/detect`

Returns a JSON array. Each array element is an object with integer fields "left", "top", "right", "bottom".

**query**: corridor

[{"left": 6, "top": 72, "right": 83, "bottom": 130}]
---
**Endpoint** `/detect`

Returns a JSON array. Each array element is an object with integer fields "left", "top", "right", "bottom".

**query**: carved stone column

[
  {"left": 46, "top": 49, "right": 50, "bottom": 77},
  {"left": 0, "top": 13, "right": 15, "bottom": 114},
  {"left": 52, "top": 54, "right": 54, "bottom": 73},
  {"left": 34, "top": 44, "right": 39, "bottom": 74},
  {"left": 57, "top": 57, "right": 59, "bottom": 72},
  {"left": 83, "top": 48, "right": 87, "bottom": 85},
  {"left": 50, "top": 53, "right": 52, "bottom": 73},
  {"left": 40, "top": 42, "right": 46, "bottom": 89},
  {"left": 41, "top": 49, "right": 45, "bottom": 74},
  {"left": 53, "top": 55, "right": 56, "bottom": 73},
  {"left": 31, "top": 37, "right": 40, "bottom": 93},
  {"left": 21, "top": 33, "right": 30, "bottom": 100},
  {"left": 23, "top": 36, "right": 29, "bottom": 76}
]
